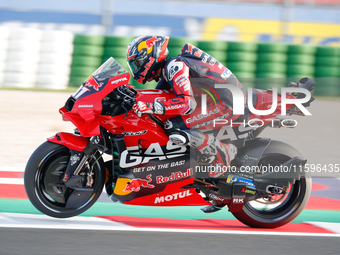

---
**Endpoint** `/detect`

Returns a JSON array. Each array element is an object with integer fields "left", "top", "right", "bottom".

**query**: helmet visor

[
  {"left": 127, "top": 58, "right": 141, "bottom": 77},
  {"left": 127, "top": 51, "right": 149, "bottom": 79}
]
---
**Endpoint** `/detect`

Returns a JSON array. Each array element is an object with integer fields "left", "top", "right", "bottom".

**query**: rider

[{"left": 126, "top": 36, "right": 245, "bottom": 177}]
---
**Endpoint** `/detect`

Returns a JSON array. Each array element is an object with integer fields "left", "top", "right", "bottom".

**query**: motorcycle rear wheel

[
  {"left": 231, "top": 154, "right": 311, "bottom": 228},
  {"left": 24, "top": 141, "right": 105, "bottom": 218}
]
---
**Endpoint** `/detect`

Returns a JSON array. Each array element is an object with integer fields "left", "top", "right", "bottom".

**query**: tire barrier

[
  {"left": 37, "top": 30, "right": 74, "bottom": 90},
  {"left": 2, "top": 28, "right": 41, "bottom": 88},
  {"left": 0, "top": 27, "right": 74, "bottom": 89},
  {"left": 0, "top": 27, "right": 9, "bottom": 86},
  {"left": 314, "top": 46, "right": 340, "bottom": 96},
  {"left": 286, "top": 45, "right": 316, "bottom": 85},
  {"left": 70, "top": 34, "right": 105, "bottom": 87},
  {"left": 0, "top": 28, "right": 339, "bottom": 96},
  {"left": 197, "top": 41, "right": 227, "bottom": 75},
  {"left": 256, "top": 42, "right": 288, "bottom": 88},
  {"left": 257, "top": 43, "right": 289, "bottom": 53}
]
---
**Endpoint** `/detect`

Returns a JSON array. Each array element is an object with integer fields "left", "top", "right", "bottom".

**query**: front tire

[
  {"left": 231, "top": 154, "right": 312, "bottom": 228},
  {"left": 24, "top": 141, "right": 105, "bottom": 218}
]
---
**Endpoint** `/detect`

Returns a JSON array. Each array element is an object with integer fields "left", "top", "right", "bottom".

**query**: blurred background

[{"left": 0, "top": 0, "right": 340, "bottom": 92}]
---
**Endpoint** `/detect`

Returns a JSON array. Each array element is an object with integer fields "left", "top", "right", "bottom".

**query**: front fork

[
  {"left": 61, "top": 150, "right": 88, "bottom": 189},
  {"left": 62, "top": 135, "right": 108, "bottom": 190}
]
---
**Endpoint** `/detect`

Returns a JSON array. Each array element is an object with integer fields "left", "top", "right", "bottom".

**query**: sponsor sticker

[
  {"left": 111, "top": 77, "right": 128, "bottom": 84},
  {"left": 227, "top": 175, "right": 256, "bottom": 190},
  {"left": 221, "top": 68, "right": 232, "bottom": 80},
  {"left": 123, "top": 174, "right": 155, "bottom": 192},
  {"left": 154, "top": 190, "right": 193, "bottom": 204},
  {"left": 156, "top": 168, "right": 193, "bottom": 184},
  {"left": 165, "top": 104, "right": 186, "bottom": 110},
  {"left": 123, "top": 130, "right": 148, "bottom": 136},
  {"left": 186, "top": 107, "right": 220, "bottom": 124},
  {"left": 167, "top": 60, "right": 183, "bottom": 81}
]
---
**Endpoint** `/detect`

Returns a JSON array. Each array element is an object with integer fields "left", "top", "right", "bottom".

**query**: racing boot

[
  {"left": 168, "top": 128, "right": 238, "bottom": 177},
  {"left": 194, "top": 133, "right": 218, "bottom": 165},
  {"left": 169, "top": 131, "right": 217, "bottom": 164},
  {"left": 208, "top": 141, "right": 237, "bottom": 178}
]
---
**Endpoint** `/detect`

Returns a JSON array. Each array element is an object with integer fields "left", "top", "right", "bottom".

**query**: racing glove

[{"left": 132, "top": 101, "right": 165, "bottom": 116}]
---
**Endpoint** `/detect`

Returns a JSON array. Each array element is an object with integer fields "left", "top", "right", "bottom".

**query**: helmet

[{"left": 126, "top": 35, "right": 169, "bottom": 84}]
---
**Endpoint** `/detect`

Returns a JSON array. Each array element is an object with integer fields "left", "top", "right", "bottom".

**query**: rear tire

[
  {"left": 24, "top": 141, "right": 105, "bottom": 218},
  {"left": 231, "top": 154, "right": 311, "bottom": 228}
]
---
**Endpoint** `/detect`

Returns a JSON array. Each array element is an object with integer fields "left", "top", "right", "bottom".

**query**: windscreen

[
  {"left": 71, "top": 57, "right": 129, "bottom": 101},
  {"left": 91, "top": 57, "right": 128, "bottom": 82}
]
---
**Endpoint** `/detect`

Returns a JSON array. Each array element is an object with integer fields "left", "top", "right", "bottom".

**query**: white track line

[
  {"left": 0, "top": 167, "right": 24, "bottom": 185},
  {"left": 0, "top": 178, "right": 24, "bottom": 185},
  {"left": 307, "top": 222, "right": 340, "bottom": 234},
  {"left": 0, "top": 213, "right": 339, "bottom": 237},
  {"left": 0, "top": 167, "right": 25, "bottom": 172},
  {"left": 0, "top": 213, "right": 131, "bottom": 230}
]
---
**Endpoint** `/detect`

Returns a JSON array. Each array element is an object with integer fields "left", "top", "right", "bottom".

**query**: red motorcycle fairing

[
  {"left": 124, "top": 178, "right": 209, "bottom": 206},
  {"left": 100, "top": 89, "right": 178, "bottom": 150},
  {"left": 47, "top": 132, "right": 90, "bottom": 151},
  {"left": 100, "top": 108, "right": 170, "bottom": 151},
  {"left": 61, "top": 72, "right": 131, "bottom": 137},
  {"left": 109, "top": 154, "right": 209, "bottom": 206}
]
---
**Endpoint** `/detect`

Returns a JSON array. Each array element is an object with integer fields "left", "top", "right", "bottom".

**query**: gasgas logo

[
  {"left": 119, "top": 140, "right": 187, "bottom": 168},
  {"left": 186, "top": 107, "right": 219, "bottom": 124}
]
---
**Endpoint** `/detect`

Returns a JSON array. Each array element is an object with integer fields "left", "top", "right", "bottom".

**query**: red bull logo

[
  {"left": 123, "top": 174, "right": 155, "bottom": 192},
  {"left": 145, "top": 37, "right": 161, "bottom": 49},
  {"left": 156, "top": 168, "right": 193, "bottom": 184},
  {"left": 85, "top": 77, "right": 103, "bottom": 91},
  {"left": 138, "top": 37, "right": 161, "bottom": 54}
]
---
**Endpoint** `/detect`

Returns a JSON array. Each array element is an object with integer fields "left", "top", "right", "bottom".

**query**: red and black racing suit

[{"left": 155, "top": 43, "right": 246, "bottom": 133}]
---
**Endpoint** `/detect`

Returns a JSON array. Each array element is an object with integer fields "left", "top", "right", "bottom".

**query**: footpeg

[{"left": 201, "top": 204, "right": 225, "bottom": 213}]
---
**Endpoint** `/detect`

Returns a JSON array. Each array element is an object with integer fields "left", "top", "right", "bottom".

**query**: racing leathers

[{"left": 133, "top": 44, "right": 246, "bottom": 177}]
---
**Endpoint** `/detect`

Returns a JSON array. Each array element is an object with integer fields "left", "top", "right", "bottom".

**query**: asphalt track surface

[
  {"left": 1, "top": 228, "right": 340, "bottom": 255},
  {"left": 0, "top": 90, "right": 340, "bottom": 255}
]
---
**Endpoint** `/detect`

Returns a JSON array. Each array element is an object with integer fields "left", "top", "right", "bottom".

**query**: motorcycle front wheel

[
  {"left": 231, "top": 154, "right": 312, "bottom": 228},
  {"left": 24, "top": 141, "right": 105, "bottom": 218}
]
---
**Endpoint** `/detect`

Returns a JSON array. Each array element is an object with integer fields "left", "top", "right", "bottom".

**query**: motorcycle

[{"left": 24, "top": 57, "right": 315, "bottom": 228}]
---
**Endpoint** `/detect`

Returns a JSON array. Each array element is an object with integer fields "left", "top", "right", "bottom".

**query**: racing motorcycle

[{"left": 24, "top": 57, "right": 315, "bottom": 228}]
